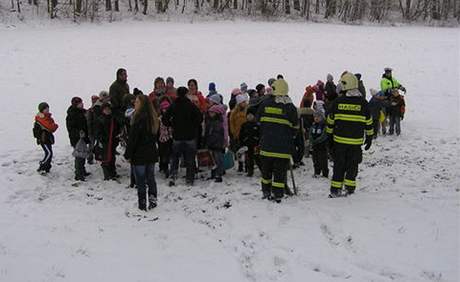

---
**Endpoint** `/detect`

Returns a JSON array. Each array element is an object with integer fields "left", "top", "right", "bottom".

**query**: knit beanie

[
  {"left": 327, "top": 74, "right": 334, "bottom": 82},
  {"left": 208, "top": 82, "right": 216, "bottom": 92},
  {"left": 236, "top": 94, "right": 249, "bottom": 106},
  {"left": 38, "top": 102, "right": 49, "bottom": 113},
  {"left": 208, "top": 94, "right": 222, "bottom": 105}
]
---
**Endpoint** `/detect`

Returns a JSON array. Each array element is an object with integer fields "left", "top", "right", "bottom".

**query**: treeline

[{"left": 6, "top": 0, "right": 460, "bottom": 24}]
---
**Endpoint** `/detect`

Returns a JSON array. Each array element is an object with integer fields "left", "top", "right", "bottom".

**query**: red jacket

[
  {"left": 35, "top": 112, "right": 59, "bottom": 133},
  {"left": 300, "top": 86, "right": 315, "bottom": 108}
]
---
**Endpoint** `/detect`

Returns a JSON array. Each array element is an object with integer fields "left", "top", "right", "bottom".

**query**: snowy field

[{"left": 0, "top": 21, "right": 459, "bottom": 282}]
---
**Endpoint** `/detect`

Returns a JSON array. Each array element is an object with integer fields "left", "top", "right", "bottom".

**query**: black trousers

[
  {"left": 74, "top": 157, "right": 86, "bottom": 179},
  {"left": 39, "top": 144, "right": 53, "bottom": 172},
  {"left": 312, "top": 146, "right": 329, "bottom": 177},
  {"left": 158, "top": 140, "right": 172, "bottom": 173},
  {"left": 245, "top": 146, "right": 260, "bottom": 175},
  {"left": 260, "top": 156, "right": 289, "bottom": 198},
  {"left": 331, "top": 144, "right": 362, "bottom": 193}
]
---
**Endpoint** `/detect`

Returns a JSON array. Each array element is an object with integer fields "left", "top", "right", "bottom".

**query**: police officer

[{"left": 326, "top": 72, "right": 374, "bottom": 197}]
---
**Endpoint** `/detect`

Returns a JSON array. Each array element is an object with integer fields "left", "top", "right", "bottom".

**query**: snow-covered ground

[{"left": 0, "top": 21, "right": 459, "bottom": 282}]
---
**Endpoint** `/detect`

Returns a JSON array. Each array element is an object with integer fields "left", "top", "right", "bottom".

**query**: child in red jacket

[{"left": 33, "top": 102, "right": 59, "bottom": 174}]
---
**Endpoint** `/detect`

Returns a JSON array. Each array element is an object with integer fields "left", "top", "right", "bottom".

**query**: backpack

[{"left": 33, "top": 122, "right": 42, "bottom": 140}]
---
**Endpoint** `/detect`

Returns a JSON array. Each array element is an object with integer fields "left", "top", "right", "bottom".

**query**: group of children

[{"left": 32, "top": 70, "right": 406, "bottom": 191}]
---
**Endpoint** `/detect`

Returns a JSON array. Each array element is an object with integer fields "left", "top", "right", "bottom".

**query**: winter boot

[
  {"left": 214, "top": 176, "right": 223, "bottom": 183},
  {"left": 148, "top": 198, "right": 157, "bottom": 210}
]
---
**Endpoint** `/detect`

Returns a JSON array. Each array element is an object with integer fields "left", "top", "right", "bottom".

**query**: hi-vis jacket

[
  {"left": 256, "top": 95, "right": 298, "bottom": 159},
  {"left": 326, "top": 93, "right": 373, "bottom": 145}
]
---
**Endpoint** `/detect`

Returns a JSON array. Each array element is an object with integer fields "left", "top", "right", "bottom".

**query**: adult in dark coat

[
  {"left": 109, "top": 68, "right": 130, "bottom": 124},
  {"left": 162, "top": 86, "right": 203, "bottom": 186}
]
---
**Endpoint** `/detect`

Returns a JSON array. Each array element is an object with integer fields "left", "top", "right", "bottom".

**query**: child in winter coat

[
  {"left": 229, "top": 94, "right": 249, "bottom": 172},
  {"left": 158, "top": 98, "right": 174, "bottom": 178},
  {"left": 72, "top": 131, "right": 90, "bottom": 181},
  {"left": 33, "top": 102, "right": 59, "bottom": 174},
  {"left": 388, "top": 89, "right": 406, "bottom": 136},
  {"left": 94, "top": 103, "right": 119, "bottom": 180},
  {"left": 313, "top": 80, "right": 326, "bottom": 101},
  {"left": 205, "top": 105, "right": 226, "bottom": 183},
  {"left": 309, "top": 111, "right": 329, "bottom": 178},
  {"left": 239, "top": 112, "right": 260, "bottom": 177},
  {"left": 368, "top": 89, "right": 384, "bottom": 139},
  {"left": 300, "top": 86, "right": 315, "bottom": 108},
  {"left": 66, "top": 97, "right": 90, "bottom": 181}
]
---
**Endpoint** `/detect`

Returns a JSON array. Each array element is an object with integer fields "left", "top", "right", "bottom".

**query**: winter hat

[
  {"left": 384, "top": 67, "right": 393, "bottom": 73},
  {"left": 240, "top": 82, "right": 248, "bottom": 93},
  {"left": 235, "top": 94, "right": 249, "bottom": 106},
  {"left": 313, "top": 110, "right": 324, "bottom": 121},
  {"left": 316, "top": 80, "right": 325, "bottom": 88},
  {"left": 231, "top": 88, "right": 242, "bottom": 96},
  {"left": 277, "top": 74, "right": 284, "bottom": 79},
  {"left": 160, "top": 100, "right": 171, "bottom": 111},
  {"left": 247, "top": 89, "right": 257, "bottom": 98},
  {"left": 71, "top": 96, "right": 83, "bottom": 107},
  {"left": 166, "top": 77, "right": 174, "bottom": 85},
  {"left": 208, "top": 82, "right": 216, "bottom": 92},
  {"left": 38, "top": 102, "right": 49, "bottom": 113},
  {"left": 355, "top": 73, "right": 362, "bottom": 80},
  {"left": 267, "top": 78, "right": 276, "bottom": 87},
  {"left": 177, "top": 86, "right": 188, "bottom": 97},
  {"left": 272, "top": 79, "right": 289, "bottom": 96},
  {"left": 91, "top": 95, "right": 99, "bottom": 104},
  {"left": 208, "top": 94, "right": 222, "bottom": 105},
  {"left": 327, "top": 74, "right": 334, "bottom": 82}
]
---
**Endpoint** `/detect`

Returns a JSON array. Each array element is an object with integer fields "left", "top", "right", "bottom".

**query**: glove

[
  {"left": 364, "top": 136, "right": 372, "bottom": 151},
  {"left": 401, "top": 114, "right": 404, "bottom": 121}
]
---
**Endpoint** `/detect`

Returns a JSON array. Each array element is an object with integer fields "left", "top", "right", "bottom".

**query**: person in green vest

[{"left": 380, "top": 67, "right": 406, "bottom": 95}]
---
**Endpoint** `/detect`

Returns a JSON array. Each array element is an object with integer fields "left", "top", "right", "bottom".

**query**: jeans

[
  {"left": 170, "top": 140, "right": 197, "bottom": 182},
  {"left": 389, "top": 114, "right": 401, "bottom": 135},
  {"left": 211, "top": 149, "right": 224, "bottom": 178},
  {"left": 133, "top": 164, "right": 158, "bottom": 202}
]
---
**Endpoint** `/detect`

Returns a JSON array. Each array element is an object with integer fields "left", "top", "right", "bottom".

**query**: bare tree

[
  {"left": 143, "top": 0, "right": 148, "bottom": 14},
  {"left": 106, "top": 0, "right": 112, "bottom": 11},
  {"left": 324, "top": 0, "right": 336, "bottom": 18}
]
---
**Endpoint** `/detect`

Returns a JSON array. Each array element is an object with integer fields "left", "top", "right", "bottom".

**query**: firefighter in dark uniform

[
  {"left": 256, "top": 78, "right": 298, "bottom": 203},
  {"left": 326, "top": 72, "right": 373, "bottom": 197}
]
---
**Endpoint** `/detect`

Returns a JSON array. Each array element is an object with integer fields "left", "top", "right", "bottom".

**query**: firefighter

[
  {"left": 256, "top": 78, "right": 298, "bottom": 203},
  {"left": 326, "top": 72, "right": 374, "bottom": 198}
]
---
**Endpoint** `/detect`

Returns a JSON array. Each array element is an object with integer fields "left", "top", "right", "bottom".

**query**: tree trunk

[
  {"left": 114, "top": 0, "right": 119, "bottom": 11},
  {"left": 106, "top": 0, "right": 112, "bottom": 11},
  {"left": 285, "top": 0, "right": 290, "bottom": 14},
  {"left": 143, "top": 0, "right": 148, "bottom": 14},
  {"left": 233, "top": 0, "right": 237, "bottom": 9},
  {"left": 16, "top": 0, "right": 21, "bottom": 13},
  {"left": 134, "top": 0, "right": 139, "bottom": 11},
  {"left": 314, "top": 0, "right": 318, "bottom": 13},
  {"left": 76, "top": 0, "right": 82, "bottom": 14},
  {"left": 293, "top": 0, "right": 300, "bottom": 11}
]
